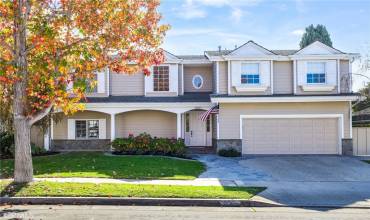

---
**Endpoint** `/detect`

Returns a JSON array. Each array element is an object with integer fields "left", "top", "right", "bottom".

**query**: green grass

[
  {"left": 0, "top": 152, "right": 205, "bottom": 180},
  {"left": 0, "top": 180, "right": 265, "bottom": 199}
]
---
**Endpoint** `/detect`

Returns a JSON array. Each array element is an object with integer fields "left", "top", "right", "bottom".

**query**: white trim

[
  {"left": 107, "top": 68, "right": 110, "bottom": 96},
  {"left": 50, "top": 118, "right": 54, "bottom": 140},
  {"left": 239, "top": 114, "right": 344, "bottom": 155},
  {"left": 349, "top": 101, "right": 353, "bottom": 138},
  {"left": 181, "top": 64, "right": 184, "bottom": 95},
  {"left": 337, "top": 59, "right": 341, "bottom": 93},
  {"left": 301, "top": 85, "right": 336, "bottom": 92},
  {"left": 211, "top": 95, "right": 358, "bottom": 103},
  {"left": 43, "top": 128, "right": 50, "bottom": 150},
  {"left": 83, "top": 102, "right": 213, "bottom": 115},
  {"left": 216, "top": 62, "right": 219, "bottom": 94},
  {"left": 192, "top": 74, "right": 204, "bottom": 89},
  {"left": 227, "top": 60, "right": 231, "bottom": 94},
  {"left": 216, "top": 114, "right": 220, "bottom": 139},
  {"left": 293, "top": 60, "right": 297, "bottom": 94},
  {"left": 177, "top": 113, "right": 182, "bottom": 138},
  {"left": 110, "top": 113, "right": 116, "bottom": 141},
  {"left": 181, "top": 60, "right": 213, "bottom": 65},
  {"left": 234, "top": 85, "right": 268, "bottom": 92},
  {"left": 270, "top": 60, "right": 273, "bottom": 94},
  {"left": 289, "top": 55, "right": 351, "bottom": 60}
]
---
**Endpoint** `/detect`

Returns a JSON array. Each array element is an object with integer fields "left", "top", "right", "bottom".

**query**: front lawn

[
  {"left": 0, "top": 180, "right": 265, "bottom": 199},
  {"left": 0, "top": 152, "right": 205, "bottom": 180}
]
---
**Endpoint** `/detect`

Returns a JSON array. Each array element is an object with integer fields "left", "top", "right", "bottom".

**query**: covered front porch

[{"left": 49, "top": 102, "right": 217, "bottom": 151}]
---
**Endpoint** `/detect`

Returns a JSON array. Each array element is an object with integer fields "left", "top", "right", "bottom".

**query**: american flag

[{"left": 199, "top": 105, "right": 219, "bottom": 121}]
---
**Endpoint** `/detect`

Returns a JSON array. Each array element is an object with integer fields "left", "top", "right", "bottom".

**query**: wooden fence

[{"left": 352, "top": 127, "right": 370, "bottom": 156}]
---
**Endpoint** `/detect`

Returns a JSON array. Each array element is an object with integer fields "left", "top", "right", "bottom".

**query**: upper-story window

[
  {"left": 192, "top": 75, "right": 203, "bottom": 89},
  {"left": 307, "top": 62, "right": 326, "bottom": 84},
  {"left": 241, "top": 63, "right": 260, "bottom": 84},
  {"left": 153, "top": 66, "right": 169, "bottom": 91},
  {"left": 86, "top": 74, "right": 98, "bottom": 93}
]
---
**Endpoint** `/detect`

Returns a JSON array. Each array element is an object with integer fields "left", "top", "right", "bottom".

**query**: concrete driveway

[{"left": 194, "top": 155, "right": 370, "bottom": 207}]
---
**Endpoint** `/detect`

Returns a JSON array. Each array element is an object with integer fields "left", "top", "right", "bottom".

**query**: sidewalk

[{"left": 2, "top": 177, "right": 240, "bottom": 187}]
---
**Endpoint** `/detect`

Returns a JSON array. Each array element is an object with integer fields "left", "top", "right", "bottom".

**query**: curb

[
  {"left": 2, "top": 197, "right": 370, "bottom": 209},
  {"left": 0, "top": 197, "right": 277, "bottom": 207}
]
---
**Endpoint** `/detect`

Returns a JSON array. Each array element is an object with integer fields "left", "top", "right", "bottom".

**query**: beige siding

[
  {"left": 218, "top": 61, "right": 228, "bottom": 94},
  {"left": 110, "top": 72, "right": 145, "bottom": 96},
  {"left": 340, "top": 60, "right": 351, "bottom": 93},
  {"left": 243, "top": 118, "right": 339, "bottom": 154},
  {"left": 53, "top": 111, "right": 111, "bottom": 139},
  {"left": 31, "top": 125, "right": 44, "bottom": 147},
  {"left": 273, "top": 61, "right": 293, "bottom": 94},
  {"left": 353, "top": 127, "right": 370, "bottom": 155},
  {"left": 116, "top": 110, "right": 176, "bottom": 138},
  {"left": 183, "top": 66, "right": 213, "bottom": 92},
  {"left": 219, "top": 102, "right": 351, "bottom": 139}
]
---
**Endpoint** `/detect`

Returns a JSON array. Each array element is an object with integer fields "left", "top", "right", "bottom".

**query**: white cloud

[
  {"left": 192, "top": 0, "right": 261, "bottom": 7},
  {"left": 291, "top": 29, "right": 304, "bottom": 36},
  {"left": 174, "top": 0, "right": 207, "bottom": 19},
  {"left": 230, "top": 8, "right": 243, "bottom": 23}
]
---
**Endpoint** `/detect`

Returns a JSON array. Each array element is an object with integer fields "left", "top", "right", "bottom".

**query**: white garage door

[{"left": 242, "top": 118, "right": 339, "bottom": 154}]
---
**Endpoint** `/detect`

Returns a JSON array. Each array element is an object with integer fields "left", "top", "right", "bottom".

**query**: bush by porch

[
  {"left": 0, "top": 152, "right": 205, "bottom": 180},
  {"left": 112, "top": 133, "right": 186, "bottom": 157}
]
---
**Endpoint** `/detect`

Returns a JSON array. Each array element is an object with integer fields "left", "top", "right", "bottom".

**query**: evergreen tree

[{"left": 300, "top": 24, "right": 333, "bottom": 48}]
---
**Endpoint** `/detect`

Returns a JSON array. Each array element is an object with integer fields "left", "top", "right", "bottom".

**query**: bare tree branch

[{"left": 27, "top": 104, "right": 53, "bottom": 126}]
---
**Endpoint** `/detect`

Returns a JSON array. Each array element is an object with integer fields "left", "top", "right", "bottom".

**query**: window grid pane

[
  {"left": 241, "top": 74, "right": 260, "bottom": 84},
  {"left": 88, "top": 120, "right": 99, "bottom": 139},
  {"left": 307, "top": 62, "right": 326, "bottom": 84},
  {"left": 76, "top": 120, "right": 87, "bottom": 138},
  {"left": 153, "top": 66, "right": 169, "bottom": 91}
]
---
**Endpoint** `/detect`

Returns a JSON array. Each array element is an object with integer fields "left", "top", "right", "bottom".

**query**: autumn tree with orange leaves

[{"left": 0, "top": 0, "right": 168, "bottom": 183}]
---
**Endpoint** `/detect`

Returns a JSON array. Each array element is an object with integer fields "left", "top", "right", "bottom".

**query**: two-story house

[{"left": 35, "top": 40, "right": 358, "bottom": 155}]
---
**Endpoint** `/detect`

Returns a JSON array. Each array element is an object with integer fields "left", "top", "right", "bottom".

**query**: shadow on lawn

[{"left": 0, "top": 181, "right": 28, "bottom": 197}]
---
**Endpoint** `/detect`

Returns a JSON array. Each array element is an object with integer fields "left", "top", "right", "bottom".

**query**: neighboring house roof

[
  {"left": 85, "top": 92, "right": 211, "bottom": 103},
  {"left": 176, "top": 55, "right": 208, "bottom": 60},
  {"left": 271, "top": 50, "right": 298, "bottom": 56},
  {"left": 204, "top": 50, "right": 232, "bottom": 56}
]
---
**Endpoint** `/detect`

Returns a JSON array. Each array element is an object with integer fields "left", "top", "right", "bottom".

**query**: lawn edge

[{"left": 0, "top": 196, "right": 272, "bottom": 207}]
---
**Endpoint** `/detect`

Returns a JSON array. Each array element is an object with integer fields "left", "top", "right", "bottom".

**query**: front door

[{"left": 185, "top": 111, "right": 207, "bottom": 146}]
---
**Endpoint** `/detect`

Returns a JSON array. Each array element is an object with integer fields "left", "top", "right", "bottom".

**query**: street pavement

[{"left": 1, "top": 205, "right": 370, "bottom": 220}]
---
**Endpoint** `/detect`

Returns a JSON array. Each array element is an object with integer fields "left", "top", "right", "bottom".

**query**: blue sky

[
  {"left": 158, "top": 0, "right": 370, "bottom": 90},
  {"left": 159, "top": 0, "right": 370, "bottom": 54}
]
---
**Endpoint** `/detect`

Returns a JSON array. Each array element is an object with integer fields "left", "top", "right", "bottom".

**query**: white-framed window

[
  {"left": 153, "top": 65, "right": 169, "bottom": 91},
  {"left": 307, "top": 62, "right": 326, "bottom": 84},
  {"left": 192, "top": 75, "right": 203, "bottom": 89},
  {"left": 75, "top": 120, "right": 99, "bottom": 139},
  {"left": 241, "top": 63, "right": 260, "bottom": 84}
]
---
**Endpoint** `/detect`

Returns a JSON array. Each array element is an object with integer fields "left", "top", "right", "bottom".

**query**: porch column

[
  {"left": 110, "top": 113, "right": 116, "bottom": 141},
  {"left": 177, "top": 113, "right": 182, "bottom": 139}
]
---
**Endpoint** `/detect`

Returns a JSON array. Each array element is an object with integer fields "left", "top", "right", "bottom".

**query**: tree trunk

[
  {"left": 13, "top": 116, "right": 33, "bottom": 183},
  {"left": 13, "top": 0, "right": 33, "bottom": 183}
]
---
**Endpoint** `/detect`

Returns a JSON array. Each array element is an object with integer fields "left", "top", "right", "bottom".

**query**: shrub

[
  {"left": 0, "top": 132, "right": 15, "bottom": 158},
  {"left": 112, "top": 133, "right": 186, "bottom": 157},
  {"left": 218, "top": 148, "right": 241, "bottom": 157},
  {"left": 0, "top": 131, "right": 47, "bottom": 158}
]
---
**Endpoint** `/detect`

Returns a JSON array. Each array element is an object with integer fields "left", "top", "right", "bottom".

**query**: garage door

[{"left": 242, "top": 118, "right": 339, "bottom": 154}]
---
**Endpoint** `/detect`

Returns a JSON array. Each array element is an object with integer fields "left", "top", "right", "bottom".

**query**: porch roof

[{"left": 84, "top": 92, "right": 212, "bottom": 103}]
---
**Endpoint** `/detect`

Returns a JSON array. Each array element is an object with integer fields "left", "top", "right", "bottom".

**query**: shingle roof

[
  {"left": 204, "top": 49, "right": 298, "bottom": 56},
  {"left": 204, "top": 50, "right": 232, "bottom": 56},
  {"left": 84, "top": 92, "right": 211, "bottom": 103},
  {"left": 177, "top": 55, "right": 208, "bottom": 60},
  {"left": 271, "top": 50, "right": 298, "bottom": 56}
]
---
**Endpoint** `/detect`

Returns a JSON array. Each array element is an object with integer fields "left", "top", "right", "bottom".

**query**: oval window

[{"left": 192, "top": 75, "right": 203, "bottom": 89}]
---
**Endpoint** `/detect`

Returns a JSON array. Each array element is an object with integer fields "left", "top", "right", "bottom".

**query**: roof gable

[
  {"left": 228, "top": 41, "right": 275, "bottom": 56},
  {"left": 163, "top": 50, "right": 181, "bottom": 61},
  {"left": 295, "top": 41, "right": 344, "bottom": 55}
]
